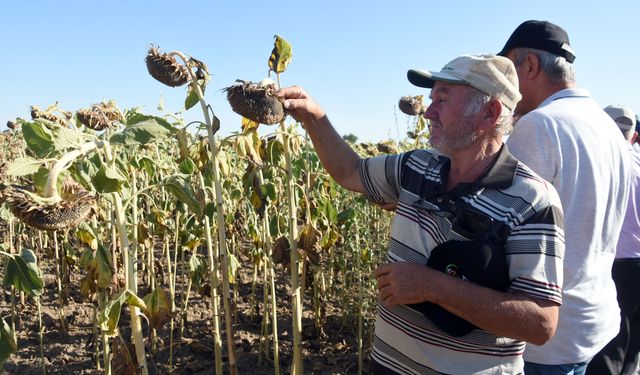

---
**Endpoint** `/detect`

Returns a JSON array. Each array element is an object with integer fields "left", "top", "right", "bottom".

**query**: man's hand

[
  {"left": 375, "top": 262, "right": 432, "bottom": 306},
  {"left": 277, "top": 86, "right": 326, "bottom": 125}
]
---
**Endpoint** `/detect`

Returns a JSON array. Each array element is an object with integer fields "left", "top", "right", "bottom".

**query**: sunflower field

[{"left": 0, "top": 36, "right": 429, "bottom": 375}]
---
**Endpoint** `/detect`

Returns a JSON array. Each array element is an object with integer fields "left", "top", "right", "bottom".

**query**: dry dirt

[{"left": 0, "top": 247, "right": 374, "bottom": 375}]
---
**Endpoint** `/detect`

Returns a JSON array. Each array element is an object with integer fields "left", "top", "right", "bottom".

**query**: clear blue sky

[{"left": 2, "top": 1, "right": 639, "bottom": 142}]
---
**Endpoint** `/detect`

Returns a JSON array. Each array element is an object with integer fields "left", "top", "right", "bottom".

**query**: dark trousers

[{"left": 586, "top": 258, "right": 640, "bottom": 375}]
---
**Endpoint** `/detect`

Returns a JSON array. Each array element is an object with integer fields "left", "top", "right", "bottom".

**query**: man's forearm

[
  {"left": 429, "top": 271, "right": 559, "bottom": 345},
  {"left": 302, "top": 115, "right": 364, "bottom": 193},
  {"left": 377, "top": 263, "right": 559, "bottom": 345}
]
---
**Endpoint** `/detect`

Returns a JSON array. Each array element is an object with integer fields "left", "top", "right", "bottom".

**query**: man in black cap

[{"left": 498, "top": 20, "right": 631, "bottom": 375}]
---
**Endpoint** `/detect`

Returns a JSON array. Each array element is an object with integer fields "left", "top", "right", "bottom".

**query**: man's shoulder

[
  {"left": 508, "top": 161, "right": 562, "bottom": 206},
  {"left": 399, "top": 148, "right": 442, "bottom": 169}
]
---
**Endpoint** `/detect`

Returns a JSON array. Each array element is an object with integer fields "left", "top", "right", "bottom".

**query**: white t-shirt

[{"left": 507, "top": 88, "right": 631, "bottom": 364}]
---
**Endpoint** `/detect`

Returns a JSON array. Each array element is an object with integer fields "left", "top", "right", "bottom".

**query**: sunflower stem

[
  {"left": 275, "top": 72, "right": 304, "bottom": 375},
  {"left": 103, "top": 139, "right": 148, "bottom": 375},
  {"left": 197, "top": 172, "right": 224, "bottom": 375},
  {"left": 171, "top": 50, "right": 238, "bottom": 375},
  {"left": 52, "top": 231, "right": 67, "bottom": 332},
  {"left": 37, "top": 297, "right": 46, "bottom": 375},
  {"left": 8, "top": 217, "right": 17, "bottom": 344},
  {"left": 43, "top": 140, "right": 103, "bottom": 200}
]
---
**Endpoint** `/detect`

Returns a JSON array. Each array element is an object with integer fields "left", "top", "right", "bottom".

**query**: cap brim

[{"left": 407, "top": 69, "right": 466, "bottom": 88}]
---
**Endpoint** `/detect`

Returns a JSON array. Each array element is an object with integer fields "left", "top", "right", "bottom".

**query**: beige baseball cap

[
  {"left": 604, "top": 105, "right": 636, "bottom": 132},
  {"left": 407, "top": 54, "right": 521, "bottom": 111}
]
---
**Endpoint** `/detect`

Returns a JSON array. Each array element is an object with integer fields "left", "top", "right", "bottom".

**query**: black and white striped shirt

[{"left": 360, "top": 145, "right": 564, "bottom": 374}]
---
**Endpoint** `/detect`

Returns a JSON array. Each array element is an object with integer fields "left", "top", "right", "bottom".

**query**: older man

[
  {"left": 498, "top": 20, "right": 631, "bottom": 375},
  {"left": 278, "top": 54, "right": 564, "bottom": 374}
]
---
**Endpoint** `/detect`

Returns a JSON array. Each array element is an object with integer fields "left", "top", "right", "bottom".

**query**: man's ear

[
  {"left": 481, "top": 99, "right": 502, "bottom": 129},
  {"left": 631, "top": 131, "right": 638, "bottom": 145},
  {"left": 525, "top": 52, "right": 540, "bottom": 79}
]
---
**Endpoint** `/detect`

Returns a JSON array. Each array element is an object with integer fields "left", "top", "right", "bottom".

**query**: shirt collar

[
  {"left": 437, "top": 143, "right": 518, "bottom": 196},
  {"left": 539, "top": 87, "right": 591, "bottom": 108}
]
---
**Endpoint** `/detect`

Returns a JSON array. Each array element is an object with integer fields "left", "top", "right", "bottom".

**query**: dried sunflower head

[
  {"left": 77, "top": 106, "right": 109, "bottom": 131},
  {"left": 376, "top": 140, "right": 399, "bottom": 154},
  {"left": 399, "top": 95, "right": 426, "bottom": 116},
  {"left": 76, "top": 102, "right": 122, "bottom": 131},
  {"left": 271, "top": 236, "right": 290, "bottom": 266},
  {"left": 146, "top": 46, "right": 189, "bottom": 87},
  {"left": 225, "top": 80, "right": 285, "bottom": 125},
  {"left": 298, "top": 224, "right": 322, "bottom": 266},
  {"left": 2, "top": 180, "right": 96, "bottom": 231},
  {"left": 30, "top": 105, "right": 67, "bottom": 126},
  {"left": 7, "top": 120, "right": 19, "bottom": 130}
]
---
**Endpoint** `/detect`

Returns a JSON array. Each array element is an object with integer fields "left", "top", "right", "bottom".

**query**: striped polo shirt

[{"left": 360, "top": 145, "right": 564, "bottom": 374}]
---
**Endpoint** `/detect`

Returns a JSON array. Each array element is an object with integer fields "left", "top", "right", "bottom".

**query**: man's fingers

[
  {"left": 276, "top": 86, "right": 307, "bottom": 100},
  {"left": 282, "top": 98, "right": 309, "bottom": 111},
  {"left": 376, "top": 275, "right": 389, "bottom": 290},
  {"left": 374, "top": 263, "right": 391, "bottom": 278}
]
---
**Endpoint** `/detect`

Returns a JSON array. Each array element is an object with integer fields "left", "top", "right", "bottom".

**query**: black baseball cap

[{"left": 498, "top": 20, "right": 576, "bottom": 63}]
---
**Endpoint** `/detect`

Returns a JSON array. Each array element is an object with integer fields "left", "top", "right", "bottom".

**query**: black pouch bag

[{"left": 408, "top": 209, "right": 510, "bottom": 337}]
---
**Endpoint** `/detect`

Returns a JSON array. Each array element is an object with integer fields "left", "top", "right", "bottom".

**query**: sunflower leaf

[
  {"left": 0, "top": 317, "right": 17, "bottom": 366},
  {"left": 2, "top": 249, "right": 44, "bottom": 297},
  {"left": 268, "top": 35, "right": 293, "bottom": 74}
]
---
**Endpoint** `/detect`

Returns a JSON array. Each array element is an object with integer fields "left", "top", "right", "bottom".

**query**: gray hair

[
  {"left": 463, "top": 88, "right": 513, "bottom": 137},
  {"left": 511, "top": 47, "right": 575, "bottom": 84}
]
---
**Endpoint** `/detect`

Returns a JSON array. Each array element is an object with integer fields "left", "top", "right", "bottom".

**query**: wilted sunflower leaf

[
  {"left": 7, "top": 158, "right": 45, "bottom": 177},
  {"left": 189, "top": 253, "right": 205, "bottom": 286},
  {"left": 162, "top": 175, "right": 202, "bottom": 216},
  {"left": 185, "top": 86, "right": 200, "bottom": 110},
  {"left": 320, "top": 198, "right": 338, "bottom": 223},
  {"left": 176, "top": 128, "right": 191, "bottom": 161},
  {"left": 3, "top": 249, "right": 44, "bottom": 297},
  {"left": 227, "top": 251, "right": 241, "bottom": 284},
  {"left": 143, "top": 287, "right": 172, "bottom": 330},
  {"left": 92, "top": 165, "right": 126, "bottom": 193},
  {"left": 92, "top": 244, "right": 113, "bottom": 289},
  {"left": 321, "top": 227, "right": 341, "bottom": 251},
  {"left": 178, "top": 158, "right": 197, "bottom": 175},
  {"left": 234, "top": 130, "right": 262, "bottom": 165},
  {"left": 136, "top": 157, "right": 156, "bottom": 178},
  {"left": 337, "top": 207, "right": 356, "bottom": 225},
  {"left": 241, "top": 117, "right": 259, "bottom": 133},
  {"left": 268, "top": 35, "right": 292, "bottom": 74},
  {"left": 21, "top": 121, "right": 55, "bottom": 157},
  {"left": 98, "top": 290, "right": 147, "bottom": 337},
  {"left": 110, "top": 115, "right": 175, "bottom": 146},
  {"left": 0, "top": 317, "right": 17, "bottom": 366},
  {"left": 416, "top": 115, "right": 427, "bottom": 133},
  {"left": 75, "top": 224, "right": 98, "bottom": 250},
  {"left": 0, "top": 207, "right": 11, "bottom": 221}
]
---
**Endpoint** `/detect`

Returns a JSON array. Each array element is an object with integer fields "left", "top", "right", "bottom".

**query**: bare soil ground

[{"left": 0, "top": 247, "right": 374, "bottom": 375}]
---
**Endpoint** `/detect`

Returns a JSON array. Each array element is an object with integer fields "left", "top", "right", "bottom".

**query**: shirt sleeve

[
  {"left": 358, "top": 153, "right": 405, "bottom": 205},
  {"left": 506, "top": 116, "right": 559, "bottom": 184},
  {"left": 505, "top": 202, "right": 564, "bottom": 305}
]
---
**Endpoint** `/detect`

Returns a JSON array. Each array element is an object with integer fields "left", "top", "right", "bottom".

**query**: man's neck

[
  {"left": 534, "top": 80, "right": 576, "bottom": 108},
  {"left": 447, "top": 141, "right": 502, "bottom": 190}
]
